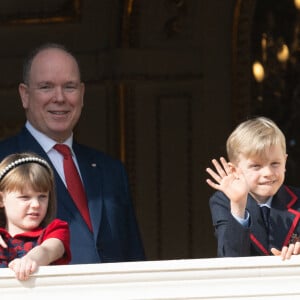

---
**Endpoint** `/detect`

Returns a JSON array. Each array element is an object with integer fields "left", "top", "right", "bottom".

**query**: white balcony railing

[{"left": 1, "top": 256, "right": 300, "bottom": 299}]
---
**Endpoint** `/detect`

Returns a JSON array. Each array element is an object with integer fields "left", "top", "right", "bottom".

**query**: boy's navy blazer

[
  {"left": 209, "top": 185, "right": 300, "bottom": 257},
  {"left": 0, "top": 127, "right": 145, "bottom": 264}
]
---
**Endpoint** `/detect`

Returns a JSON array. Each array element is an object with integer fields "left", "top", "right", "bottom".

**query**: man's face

[{"left": 19, "top": 48, "right": 85, "bottom": 142}]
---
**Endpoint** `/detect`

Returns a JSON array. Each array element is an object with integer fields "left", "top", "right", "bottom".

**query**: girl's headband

[{"left": 0, "top": 157, "right": 51, "bottom": 182}]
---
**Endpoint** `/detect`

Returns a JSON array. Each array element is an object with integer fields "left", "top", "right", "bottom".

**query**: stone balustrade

[{"left": 1, "top": 255, "right": 300, "bottom": 299}]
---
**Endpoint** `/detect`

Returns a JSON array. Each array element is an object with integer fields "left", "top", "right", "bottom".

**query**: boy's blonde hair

[
  {"left": 0, "top": 152, "right": 56, "bottom": 228},
  {"left": 226, "top": 116, "right": 286, "bottom": 163}
]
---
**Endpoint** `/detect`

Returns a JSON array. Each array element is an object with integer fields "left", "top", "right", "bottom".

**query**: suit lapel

[
  {"left": 19, "top": 128, "right": 102, "bottom": 237},
  {"left": 250, "top": 185, "right": 300, "bottom": 254},
  {"left": 73, "top": 143, "right": 103, "bottom": 240},
  {"left": 18, "top": 128, "right": 83, "bottom": 225},
  {"left": 270, "top": 186, "right": 300, "bottom": 247},
  {"left": 18, "top": 127, "right": 48, "bottom": 156},
  {"left": 248, "top": 197, "right": 270, "bottom": 254}
]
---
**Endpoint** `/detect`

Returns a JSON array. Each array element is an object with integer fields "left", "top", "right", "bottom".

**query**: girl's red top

[{"left": 0, "top": 218, "right": 71, "bottom": 267}]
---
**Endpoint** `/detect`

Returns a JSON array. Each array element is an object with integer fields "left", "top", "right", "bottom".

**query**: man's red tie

[{"left": 54, "top": 144, "right": 93, "bottom": 232}]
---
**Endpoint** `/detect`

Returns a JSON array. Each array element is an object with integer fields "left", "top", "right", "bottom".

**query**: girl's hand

[
  {"left": 8, "top": 257, "right": 38, "bottom": 281},
  {"left": 0, "top": 235, "right": 7, "bottom": 248}
]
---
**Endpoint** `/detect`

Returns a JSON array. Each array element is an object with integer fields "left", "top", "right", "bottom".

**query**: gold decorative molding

[
  {"left": 0, "top": 0, "right": 81, "bottom": 25},
  {"left": 232, "top": 0, "right": 256, "bottom": 125},
  {"left": 121, "top": 0, "right": 137, "bottom": 47}
]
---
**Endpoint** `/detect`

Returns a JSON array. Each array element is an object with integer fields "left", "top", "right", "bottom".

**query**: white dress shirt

[
  {"left": 232, "top": 196, "right": 273, "bottom": 228},
  {"left": 25, "top": 121, "right": 81, "bottom": 186}
]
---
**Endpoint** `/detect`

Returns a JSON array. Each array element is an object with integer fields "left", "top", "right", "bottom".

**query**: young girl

[{"left": 0, "top": 152, "right": 71, "bottom": 280}]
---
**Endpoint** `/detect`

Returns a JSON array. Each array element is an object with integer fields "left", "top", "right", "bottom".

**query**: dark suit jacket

[
  {"left": 0, "top": 127, "right": 145, "bottom": 264},
  {"left": 209, "top": 185, "right": 300, "bottom": 257}
]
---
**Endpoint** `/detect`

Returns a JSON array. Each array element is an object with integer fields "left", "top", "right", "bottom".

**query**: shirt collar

[
  {"left": 259, "top": 196, "right": 273, "bottom": 208},
  {"left": 25, "top": 121, "right": 73, "bottom": 153}
]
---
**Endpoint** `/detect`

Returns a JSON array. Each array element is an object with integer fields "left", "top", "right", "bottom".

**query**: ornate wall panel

[
  {"left": 124, "top": 82, "right": 213, "bottom": 260},
  {"left": 119, "top": 0, "right": 234, "bottom": 260},
  {"left": 0, "top": 0, "right": 81, "bottom": 25},
  {"left": 0, "top": 0, "right": 235, "bottom": 261},
  {"left": 232, "top": 0, "right": 256, "bottom": 125}
]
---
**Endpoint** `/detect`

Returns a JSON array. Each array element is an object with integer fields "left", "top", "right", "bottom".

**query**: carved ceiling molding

[{"left": 121, "top": 0, "right": 189, "bottom": 48}]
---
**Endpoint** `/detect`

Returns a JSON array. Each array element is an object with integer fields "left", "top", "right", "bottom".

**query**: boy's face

[{"left": 235, "top": 144, "right": 287, "bottom": 204}]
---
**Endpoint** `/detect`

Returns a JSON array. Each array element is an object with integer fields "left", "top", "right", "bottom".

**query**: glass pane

[{"left": 251, "top": 0, "right": 300, "bottom": 185}]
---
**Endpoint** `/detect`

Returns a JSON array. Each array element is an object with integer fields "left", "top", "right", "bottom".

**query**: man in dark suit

[
  {"left": 0, "top": 43, "right": 145, "bottom": 264},
  {"left": 206, "top": 117, "right": 300, "bottom": 260}
]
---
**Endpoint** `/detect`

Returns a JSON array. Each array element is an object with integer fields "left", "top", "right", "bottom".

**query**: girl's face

[
  {"left": 236, "top": 144, "right": 287, "bottom": 204},
  {"left": 0, "top": 185, "right": 49, "bottom": 236}
]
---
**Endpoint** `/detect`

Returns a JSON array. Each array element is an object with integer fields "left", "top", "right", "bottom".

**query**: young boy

[{"left": 206, "top": 116, "right": 300, "bottom": 260}]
